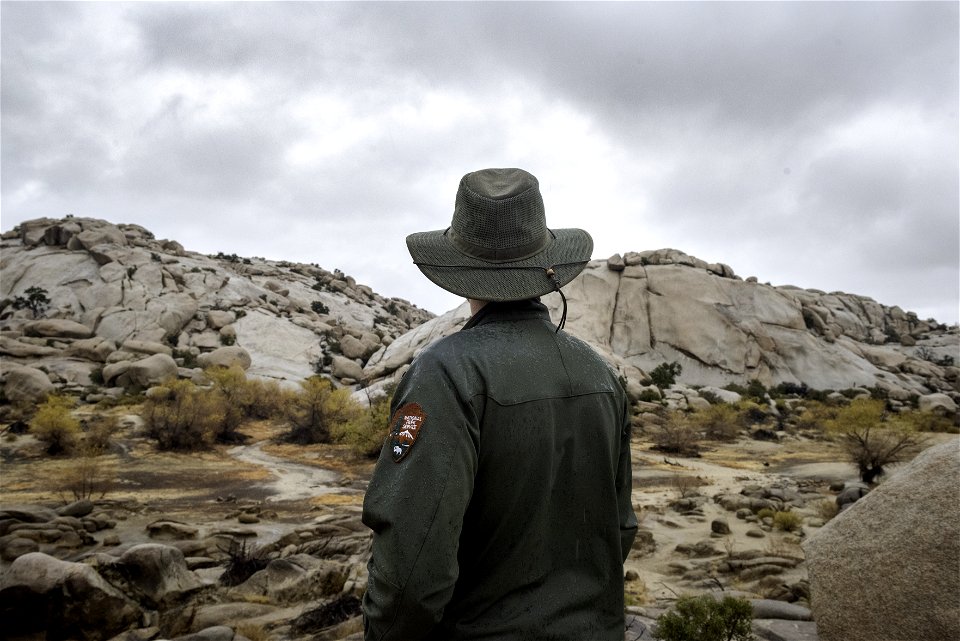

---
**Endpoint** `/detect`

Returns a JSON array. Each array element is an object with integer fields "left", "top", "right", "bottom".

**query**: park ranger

[{"left": 362, "top": 168, "right": 638, "bottom": 640}]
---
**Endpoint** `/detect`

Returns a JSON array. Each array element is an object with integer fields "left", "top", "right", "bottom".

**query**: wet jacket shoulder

[{"left": 362, "top": 299, "right": 638, "bottom": 641}]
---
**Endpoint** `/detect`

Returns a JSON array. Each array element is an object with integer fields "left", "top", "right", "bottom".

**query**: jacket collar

[{"left": 461, "top": 298, "right": 550, "bottom": 331}]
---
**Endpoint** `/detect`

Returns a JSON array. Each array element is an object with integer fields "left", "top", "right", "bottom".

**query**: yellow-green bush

[
  {"left": 824, "top": 398, "right": 927, "bottom": 483},
  {"left": 142, "top": 379, "right": 225, "bottom": 450},
  {"left": 772, "top": 510, "right": 803, "bottom": 532},
  {"left": 204, "top": 366, "right": 253, "bottom": 443},
  {"left": 332, "top": 385, "right": 394, "bottom": 458},
  {"left": 245, "top": 378, "right": 294, "bottom": 419},
  {"left": 653, "top": 412, "right": 701, "bottom": 456},
  {"left": 30, "top": 395, "right": 80, "bottom": 455},
  {"left": 691, "top": 403, "right": 741, "bottom": 441},
  {"left": 284, "top": 376, "right": 362, "bottom": 444}
]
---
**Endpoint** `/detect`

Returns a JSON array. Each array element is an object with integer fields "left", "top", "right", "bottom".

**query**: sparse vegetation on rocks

[{"left": 655, "top": 594, "right": 755, "bottom": 641}]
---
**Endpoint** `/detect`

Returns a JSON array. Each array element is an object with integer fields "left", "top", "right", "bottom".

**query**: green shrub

[
  {"left": 655, "top": 594, "right": 754, "bottom": 641},
  {"left": 772, "top": 510, "right": 803, "bottom": 532},
  {"left": 311, "top": 300, "right": 330, "bottom": 315},
  {"left": 30, "top": 395, "right": 80, "bottom": 455},
  {"left": 745, "top": 379, "right": 767, "bottom": 402},
  {"left": 650, "top": 362, "right": 682, "bottom": 389},
  {"left": 332, "top": 384, "right": 395, "bottom": 458},
  {"left": 692, "top": 403, "right": 741, "bottom": 441},
  {"left": 824, "top": 398, "right": 928, "bottom": 483},
  {"left": 284, "top": 377, "right": 362, "bottom": 444},
  {"left": 142, "top": 379, "right": 224, "bottom": 450},
  {"left": 245, "top": 378, "right": 293, "bottom": 420},
  {"left": 204, "top": 366, "right": 252, "bottom": 443},
  {"left": 638, "top": 389, "right": 663, "bottom": 404},
  {"left": 756, "top": 507, "right": 775, "bottom": 520}
]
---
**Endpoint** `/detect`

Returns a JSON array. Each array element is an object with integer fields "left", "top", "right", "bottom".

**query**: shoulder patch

[{"left": 389, "top": 402, "right": 426, "bottom": 462}]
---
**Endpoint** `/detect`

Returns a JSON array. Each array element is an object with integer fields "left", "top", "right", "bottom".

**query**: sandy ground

[{"left": 3, "top": 410, "right": 955, "bottom": 608}]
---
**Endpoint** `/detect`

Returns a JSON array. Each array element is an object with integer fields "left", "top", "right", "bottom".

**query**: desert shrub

[
  {"left": 756, "top": 507, "right": 775, "bottom": 521},
  {"left": 61, "top": 439, "right": 114, "bottom": 501},
  {"left": 671, "top": 473, "right": 701, "bottom": 499},
  {"left": 691, "top": 403, "right": 741, "bottom": 441},
  {"left": 311, "top": 300, "right": 330, "bottom": 315},
  {"left": 814, "top": 498, "right": 839, "bottom": 522},
  {"left": 332, "top": 384, "right": 394, "bottom": 458},
  {"left": 899, "top": 410, "right": 959, "bottom": 434},
  {"left": 142, "top": 379, "right": 224, "bottom": 450},
  {"left": 744, "top": 379, "right": 768, "bottom": 402},
  {"left": 638, "top": 389, "right": 662, "bottom": 403},
  {"left": 219, "top": 539, "right": 273, "bottom": 586},
  {"left": 792, "top": 400, "right": 838, "bottom": 434},
  {"left": 204, "top": 366, "right": 252, "bottom": 443},
  {"left": 245, "top": 378, "right": 293, "bottom": 420},
  {"left": 824, "top": 398, "right": 928, "bottom": 484},
  {"left": 284, "top": 376, "right": 363, "bottom": 444},
  {"left": 30, "top": 395, "right": 80, "bottom": 455},
  {"left": 773, "top": 381, "right": 809, "bottom": 398},
  {"left": 650, "top": 362, "right": 682, "bottom": 389},
  {"left": 81, "top": 414, "right": 118, "bottom": 453},
  {"left": 653, "top": 412, "right": 700, "bottom": 456},
  {"left": 655, "top": 594, "right": 754, "bottom": 641},
  {"left": 772, "top": 510, "right": 803, "bottom": 532},
  {"left": 736, "top": 401, "right": 770, "bottom": 426}
]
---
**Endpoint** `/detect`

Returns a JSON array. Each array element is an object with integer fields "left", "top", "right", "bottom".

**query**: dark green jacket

[{"left": 362, "top": 300, "right": 638, "bottom": 641}]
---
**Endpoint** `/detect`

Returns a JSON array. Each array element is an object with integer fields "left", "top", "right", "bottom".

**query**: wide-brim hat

[{"left": 407, "top": 168, "right": 593, "bottom": 301}]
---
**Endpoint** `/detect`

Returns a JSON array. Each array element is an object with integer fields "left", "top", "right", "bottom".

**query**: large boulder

[
  {"left": 226, "top": 554, "right": 348, "bottom": 605},
  {"left": 803, "top": 441, "right": 960, "bottom": 641},
  {"left": 22, "top": 319, "right": 94, "bottom": 339},
  {"left": 94, "top": 543, "right": 208, "bottom": 609},
  {"left": 0, "top": 552, "right": 142, "bottom": 641},
  {"left": 125, "top": 353, "right": 179, "bottom": 388},
  {"left": 917, "top": 393, "right": 957, "bottom": 415},
  {"left": 1, "top": 364, "right": 54, "bottom": 404},
  {"left": 330, "top": 355, "right": 363, "bottom": 381},
  {"left": 196, "top": 346, "right": 252, "bottom": 370}
]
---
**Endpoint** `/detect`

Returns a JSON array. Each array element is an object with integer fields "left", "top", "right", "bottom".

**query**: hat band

[{"left": 446, "top": 228, "right": 553, "bottom": 263}]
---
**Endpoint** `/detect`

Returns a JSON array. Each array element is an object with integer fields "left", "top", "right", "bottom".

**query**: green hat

[{"left": 406, "top": 168, "right": 593, "bottom": 301}]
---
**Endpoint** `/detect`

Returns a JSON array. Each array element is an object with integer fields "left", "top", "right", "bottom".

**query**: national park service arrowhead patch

[{"left": 389, "top": 403, "right": 426, "bottom": 463}]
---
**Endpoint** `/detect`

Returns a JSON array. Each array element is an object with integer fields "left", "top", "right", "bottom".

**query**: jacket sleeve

[
  {"left": 361, "top": 351, "right": 480, "bottom": 641},
  {"left": 617, "top": 394, "right": 638, "bottom": 562}
]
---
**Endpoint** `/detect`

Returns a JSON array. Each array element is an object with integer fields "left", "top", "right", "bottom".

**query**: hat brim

[{"left": 406, "top": 227, "right": 593, "bottom": 301}]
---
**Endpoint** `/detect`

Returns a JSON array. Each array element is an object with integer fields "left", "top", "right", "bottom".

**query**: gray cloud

[{"left": 2, "top": 1, "right": 956, "bottom": 323}]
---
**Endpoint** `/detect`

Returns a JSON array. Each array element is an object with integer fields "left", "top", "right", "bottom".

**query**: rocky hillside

[
  {"left": 0, "top": 216, "right": 432, "bottom": 405},
  {"left": 366, "top": 250, "right": 958, "bottom": 403},
  {"left": 1, "top": 217, "right": 957, "bottom": 408}
]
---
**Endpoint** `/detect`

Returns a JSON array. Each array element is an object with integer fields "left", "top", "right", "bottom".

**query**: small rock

[{"left": 711, "top": 519, "right": 731, "bottom": 535}]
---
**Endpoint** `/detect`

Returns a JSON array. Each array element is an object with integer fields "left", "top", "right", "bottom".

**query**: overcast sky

[{"left": 2, "top": 1, "right": 958, "bottom": 324}]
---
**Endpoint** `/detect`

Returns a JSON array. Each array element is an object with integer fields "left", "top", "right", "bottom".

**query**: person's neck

[{"left": 468, "top": 299, "right": 488, "bottom": 315}]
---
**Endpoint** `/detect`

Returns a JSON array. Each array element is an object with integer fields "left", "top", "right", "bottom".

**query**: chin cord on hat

[{"left": 545, "top": 267, "right": 567, "bottom": 333}]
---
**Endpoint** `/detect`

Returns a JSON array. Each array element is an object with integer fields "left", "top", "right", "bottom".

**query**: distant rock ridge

[
  {"left": 365, "top": 250, "right": 958, "bottom": 402},
  {"left": 1, "top": 218, "right": 957, "bottom": 406},
  {"left": 0, "top": 216, "right": 432, "bottom": 403}
]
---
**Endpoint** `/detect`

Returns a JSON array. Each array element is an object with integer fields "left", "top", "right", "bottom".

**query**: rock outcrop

[
  {"left": 1, "top": 217, "right": 433, "bottom": 400},
  {"left": 364, "top": 250, "right": 958, "bottom": 402},
  {"left": 2, "top": 218, "right": 956, "bottom": 406},
  {"left": 802, "top": 440, "right": 960, "bottom": 641}
]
